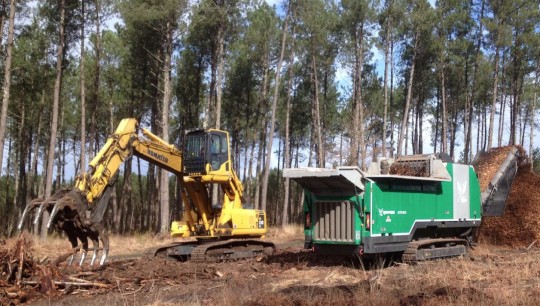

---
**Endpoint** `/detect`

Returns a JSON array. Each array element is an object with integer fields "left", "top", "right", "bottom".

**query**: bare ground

[{"left": 2, "top": 234, "right": 540, "bottom": 306}]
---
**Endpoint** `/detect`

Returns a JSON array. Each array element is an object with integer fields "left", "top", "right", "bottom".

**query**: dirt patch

[{"left": 475, "top": 146, "right": 540, "bottom": 247}]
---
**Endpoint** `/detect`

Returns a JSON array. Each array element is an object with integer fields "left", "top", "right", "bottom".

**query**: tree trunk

[
  {"left": 29, "top": 92, "right": 44, "bottom": 201},
  {"left": 59, "top": 102, "right": 65, "bottom": 185},
  {"left": 418, "top": 91, "right": 423, "bottom": 153},
  {"left": 16, "top": 101, "right": 26, "bottom": 217},
  {"left": 253, "top": 57, "right": 269, "bottom": 209},
  {"left": 160, "top": 20, "right": 173, "bottom": 233},
  {"left": 348, "top": 21, "right": 366, "bottom": 168},
  {"left": 311, "top": 54, "right": 323, "bottom": 167},
  {"left": 260, "top": 3, "right": 291, "bottom": 212},
  {"left": 282, "top": 23, "right": 296, "bottom": 226},
  {"left": 42, "top": 0, "right": 66, "bottom": 239},
  {"left": 530, "top": 90, "right": 536, "bottom": 169},
  {"left": 382, "top": 11, "right": 391, "bottom": 158},
  {"left": 487, "top": 46, "right": 502, "bottom": 150},
  {"left": 80, "top": 0, "right": 87, "bottom": 173},
  {"left": 498, "top": 91, "right": 505, "bottom": 147},
  {"left": 4, "top": 138, "right": 11, "bottom": 235},
  {"left": 87, "top": 7, "right": 101, "bottom": 160},
  {"left": 464, "top": 0, "right": 484, "bottom": 162},
  {"left": 389, "top": 38, "right": 395, "bottom": 157},
  {"left": 89, "top": 0, "right": 101, "bottom": 161},
  {"left": 434, "top": 86, "right": 440, "bottom": 153},
  {"left": 397, "top": 33, "right": 417, "bottom": 156},
  {"left": 0, "top": 0, "right": 16, "bottom": 178},
  {"left": 440, "top": 58, "right": 448, "bottom": 154},
  {"left": 0, "top": 0, "right": 6, "bottom": 50},
  {"left": 463, "top": 67, "right": 470, "bottom": 161}
]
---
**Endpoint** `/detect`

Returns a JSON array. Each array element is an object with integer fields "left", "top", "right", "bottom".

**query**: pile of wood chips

[
  {"left": 389, "top": 163, "right": 428, "bottom": 177},
  {"left": 476, "top": 146, "right": 540, "bottom": 248}
]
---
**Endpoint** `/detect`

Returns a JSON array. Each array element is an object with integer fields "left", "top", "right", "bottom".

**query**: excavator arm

[{"left": 76, "top": 119, "right": 182, "bottom": 205}]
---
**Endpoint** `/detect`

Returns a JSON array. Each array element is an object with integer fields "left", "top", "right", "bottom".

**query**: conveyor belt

[{"left": 475, "top": 147, "right": 520, "bottom": 216}]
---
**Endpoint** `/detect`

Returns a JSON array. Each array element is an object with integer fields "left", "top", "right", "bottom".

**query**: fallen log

[
  {"left": 16, "top": 240, "right": 25, "bottom": 286},
  {"left": 21, "top": 280, "right": 110, "bottom": 289}
]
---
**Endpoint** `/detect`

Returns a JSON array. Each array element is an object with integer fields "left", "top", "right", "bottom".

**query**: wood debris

[
  {"left": 389, "top": 163, "right": 428, "bottom": 177},
  {"left": 0, "top": 234, "right": 109, "bottom": 304},
  {"left": 476, "top": 146, "right": 540, "bottom": 248}
]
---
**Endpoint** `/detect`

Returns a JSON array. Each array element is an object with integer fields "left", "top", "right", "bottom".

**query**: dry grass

[
  {"left": 21, "top": 225, "right": 540, "bottom": 306},
  {"left": 266, "top": 224, "right": 303, "bottom": 241},
  {"left": 245, "top": 247, "right": 540, "bottom": 306},
  {"left": 10, "top": 232, "right": 540, "bottom": 306},
  {"left": 29, "top": 225, "right": 303, "bottom": 260},
  {"left": 28, "top": 232, "right": 176, "bottom": 259}
]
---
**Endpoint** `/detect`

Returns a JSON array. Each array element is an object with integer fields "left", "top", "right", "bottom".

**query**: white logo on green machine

[{"left": 378, "top": 209, "right": 396, "bottom": 216}]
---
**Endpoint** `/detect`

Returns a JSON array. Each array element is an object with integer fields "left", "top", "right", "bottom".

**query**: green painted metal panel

[{"left": 367, "top": 163, "right": 479, "bottom": 236}]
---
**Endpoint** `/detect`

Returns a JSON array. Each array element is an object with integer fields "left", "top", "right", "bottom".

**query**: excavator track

[
  {"left": 402, "top": 238, "right": 468, "bottom": 263},
  {"left": 147, "top": 239, "right": 276, "bottom": 262},
  {"left": 190, "top": 239, "right": 276, "bottom": 262}
]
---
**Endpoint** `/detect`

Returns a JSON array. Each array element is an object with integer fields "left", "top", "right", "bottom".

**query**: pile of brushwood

[
  {"left": 476, "top": 146, "right": 540, "bottom": 248},
  {"left": 0, "top": 234, "right": 110, "bottom": 305}
]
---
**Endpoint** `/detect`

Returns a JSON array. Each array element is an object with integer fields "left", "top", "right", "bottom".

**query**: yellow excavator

[{"left": 17, "top": 118, "right": 275, "bottom": 265}]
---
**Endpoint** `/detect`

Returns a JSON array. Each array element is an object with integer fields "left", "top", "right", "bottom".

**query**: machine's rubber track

[
  {"left": 190, "top": 239, "right": 276, "bottom": 262},
  {"left": 402, "top": 238, "right": 468, "bottom": 262}
]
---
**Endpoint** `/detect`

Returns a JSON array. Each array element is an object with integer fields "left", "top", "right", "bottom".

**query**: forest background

[{"left": 0, "top": 0, "right": 539, "bottom": 236}]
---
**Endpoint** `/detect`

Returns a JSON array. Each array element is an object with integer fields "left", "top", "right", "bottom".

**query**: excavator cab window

[
  {"left": 184, "top": 130, "right": 229, "bottom": 174},
  {"left": 208, "top": 131, "right": 229, "bottom": 172}
]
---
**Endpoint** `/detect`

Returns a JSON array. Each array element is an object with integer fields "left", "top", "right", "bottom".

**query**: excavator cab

[{"left": 184, "top": 129, "right": 230, "bottom": 175}]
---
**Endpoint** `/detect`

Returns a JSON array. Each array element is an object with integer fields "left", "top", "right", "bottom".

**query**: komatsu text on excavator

[{"left": 17, "top": 118, "right": 275, "bottom": 265}]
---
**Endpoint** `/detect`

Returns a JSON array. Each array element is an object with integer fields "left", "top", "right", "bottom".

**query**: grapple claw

[
  {"left": 47, "top": 201, "right": 63, "bottom": 229},
  {"left": 32, "top": 202, "right": 48, "bottom": 225},
  {"left": 100, "top": 251, "right": 108, "bottom": 266},
  {"left": 79, "top": 251, "right": 87, "bottom": 266},
  {"left": 17, "top": 198, "right": 44, "bottom": 230},
  {"left": 90, "top": 251, "right": 98, "bottom": 266},
  {"left": 20, "top": 188, "right": 112, "bottom": 267},
  {"left": 67, "top": 254, "right": 75, "bottom": 266}
]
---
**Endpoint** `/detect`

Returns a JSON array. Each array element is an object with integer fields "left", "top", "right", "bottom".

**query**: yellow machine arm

[{"left": 74, "top": 118, "right": 183, "bottom": 205}]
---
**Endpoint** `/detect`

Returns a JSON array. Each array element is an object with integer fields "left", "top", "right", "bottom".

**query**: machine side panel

[{"left": 369, "top": 175, "right": 454, "bottom": 236}]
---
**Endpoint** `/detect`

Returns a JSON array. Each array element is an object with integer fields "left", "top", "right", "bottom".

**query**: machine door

[{"left": 207, "top": 131, "right": 229, "bottom": 172}]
